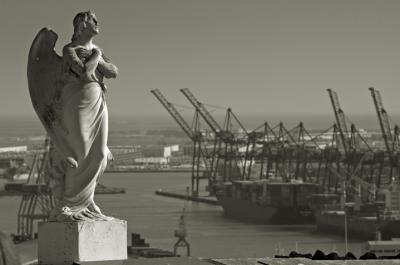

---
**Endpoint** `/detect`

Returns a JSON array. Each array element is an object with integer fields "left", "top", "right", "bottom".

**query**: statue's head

[{"left": 71, "top": 10, "right": 99, "bottom": 41}]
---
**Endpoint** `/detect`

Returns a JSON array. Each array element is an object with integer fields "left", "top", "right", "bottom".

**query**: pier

[
  {"left": 106, "top": 167, "right": 196, "bottom": 173},
  {"left": 155, "top": 189, "right": 219, "bottom": 205}
]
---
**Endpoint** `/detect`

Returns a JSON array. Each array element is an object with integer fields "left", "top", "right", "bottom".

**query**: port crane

[
  {"left": 268, "top": 122, "right": 303, "bottom": 182},
  {"left": 7, "top": 137, "right": 54, "bottom": 242},
  {"left": 241, "top": 120, "right": 326, "bottom": 184},
  {"left": 290, "top": 122, "right": 322, "bottom": 182},
  {"left": 278, "top": 122, "right": 330, "bottom": 183},
  {"left": 369, "top": 87, "right": 400, "bottom": 182},
  {"left": 326, "top": 89, "right": 372, "bottom": 154},
  {"left": 255, "top": 122, "right": 278, "bottom": 179},
  {"left": 151, "top": 89, "right": 211, "bottom": 195},
  {"left": 180, "top": 88, "right": 245, "bottom": 183},
  {"left": 179, "top": 88, "right": 222, "bottom": 133},
  {"left": 327, "top": 88, "right": 360, "bottom": 153},
  {"left": 221, "top": 107, "right": 248, "bottom": 180},
  {"left": 326, "top": 88, "right": 385, "bottom": 202}
]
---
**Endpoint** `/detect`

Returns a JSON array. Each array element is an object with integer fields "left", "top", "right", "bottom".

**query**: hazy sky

[{"left": 1, "top": 0, "right": 400, "bottom": 118}]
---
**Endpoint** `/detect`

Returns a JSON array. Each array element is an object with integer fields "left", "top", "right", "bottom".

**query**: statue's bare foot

[
  {"left": 65, "top": 157, "right": 78, "bottom": 168},
  {"left": 49, "top": 205, "right": 113, "bottom": 222},
  {"left": 48, "top": 206, "right": 74, "bottom": 222}
]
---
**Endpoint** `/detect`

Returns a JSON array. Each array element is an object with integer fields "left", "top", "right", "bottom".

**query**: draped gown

[{"left": 47, "top": 45, "right": 117, "bottom": 221}]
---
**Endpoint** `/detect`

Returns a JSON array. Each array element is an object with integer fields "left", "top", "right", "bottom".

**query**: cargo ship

[
  {"left": 311, "top": 181, "right": 400, "bottom": 240},
  {"left": 315, "top": 210, "right": 400, "bottom": 240},
  {"left": 215, "top": 179, "right": 320, "bottom": 224}
]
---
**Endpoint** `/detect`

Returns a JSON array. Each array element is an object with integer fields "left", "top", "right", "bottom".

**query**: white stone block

[{"left": 38, "top": 219, "right": 127, "bottom": 265}]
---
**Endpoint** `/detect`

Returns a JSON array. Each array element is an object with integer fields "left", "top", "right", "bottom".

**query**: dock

[
  {"left": 106, "top": 167, "right": 201, "bottom": 173},
  {"left": 155, "top": 189, "right": 219, "bottom": 205}
]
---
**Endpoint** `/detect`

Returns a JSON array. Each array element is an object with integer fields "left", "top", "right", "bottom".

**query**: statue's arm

[
  {"left": 63, "top": 45, "right": 101, "bottom": 81},
  {"left": 97, "top": 51, "right": 119, "bottom": 79}
]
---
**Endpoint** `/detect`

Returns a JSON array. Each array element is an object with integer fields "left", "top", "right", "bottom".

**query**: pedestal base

[{"left": 38, "top": 219, "right": 127, "bottom": 265}]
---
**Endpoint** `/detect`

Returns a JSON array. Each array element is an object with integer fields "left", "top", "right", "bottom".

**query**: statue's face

[{"left": 85, "top": 13, "right": 99, "bottom": 35}]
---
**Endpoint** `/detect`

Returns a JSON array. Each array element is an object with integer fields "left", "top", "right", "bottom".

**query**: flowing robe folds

[{"left": 49, "top": 80, "right": 109, "bottom": 219}]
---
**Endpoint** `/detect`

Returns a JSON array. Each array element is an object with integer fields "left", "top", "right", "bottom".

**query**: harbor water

[{"left": 0, "top": 172, "right": 365, "bottom": 258}]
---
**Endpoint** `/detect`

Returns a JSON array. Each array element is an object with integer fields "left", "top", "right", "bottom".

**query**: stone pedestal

[{"left": 38, "top": 219, "right": 127, "bottom": 265}]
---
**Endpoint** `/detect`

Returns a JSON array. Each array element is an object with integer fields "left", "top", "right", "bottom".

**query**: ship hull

[
  {"left": 316, "top": 211, "right": 400, "bottom": 240},
  {"left": 217, "top": 194, "right": 315, "bottom": 224}
]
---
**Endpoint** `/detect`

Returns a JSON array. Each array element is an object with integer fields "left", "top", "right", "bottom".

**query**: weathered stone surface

[{"left": 38, "top": 219, "right": 127, "bottom": 265}]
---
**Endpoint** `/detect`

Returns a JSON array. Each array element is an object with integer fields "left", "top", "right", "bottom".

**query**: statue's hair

[{"left": 71, "top": 10, "right": 96, "bottom": 41}]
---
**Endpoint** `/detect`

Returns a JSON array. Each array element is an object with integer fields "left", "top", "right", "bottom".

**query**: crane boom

[
  {"left": 151, "top": 89, "right": 195, "bottom": 140},
  {"left": 327, "top": 88, "right": 350, "bottom": 153},
  {"left": 180, "top": 88, "right": 223, "bottom": 134},
  {"left": 369, "top": 87, "right": 395, "bottom": 154}
]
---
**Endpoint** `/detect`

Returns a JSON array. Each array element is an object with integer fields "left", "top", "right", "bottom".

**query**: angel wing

[{"left": 27, "top": 28, "right": 64, "bottom": 133}]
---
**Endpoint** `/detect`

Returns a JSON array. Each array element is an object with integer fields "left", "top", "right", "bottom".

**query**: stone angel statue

[{"left": 27, "top": 11, "right": 118, "bottom": 221}]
